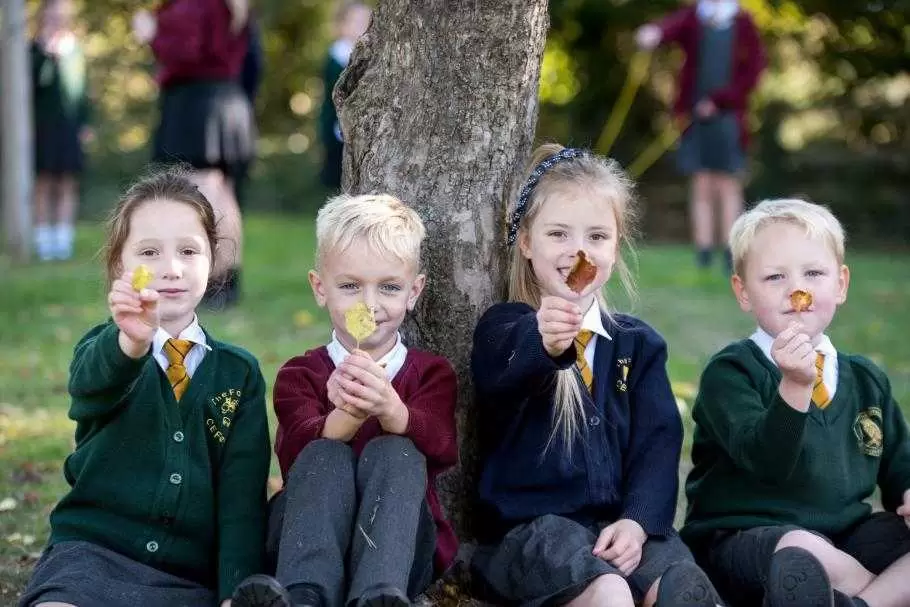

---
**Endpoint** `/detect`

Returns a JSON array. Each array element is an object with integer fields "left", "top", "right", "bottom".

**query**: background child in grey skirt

[
  {"left": 637, "top": 0, "right": 766, "bottom": 273},
  {"left": 18, "top": 167, "right": 271, "bottom": 607},
  {"left": 470, "top": 144, "right": 725, "bottom": 607}
]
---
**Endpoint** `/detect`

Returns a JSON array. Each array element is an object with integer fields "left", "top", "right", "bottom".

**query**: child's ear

[
  {"left": 308, "top": 270, "right": 327, "bottom": 307},
  {"left": 407, "top": 274, "right": 426, "bottom": 311},
  {"left": 836, "top": 264, "right": 850, "bottom": 304},
  {"left": 731, "top": 273, "right": 753, "bottom": 312},
  {"left": 518, "top": 230, "right": 533, "bottom": 260}
]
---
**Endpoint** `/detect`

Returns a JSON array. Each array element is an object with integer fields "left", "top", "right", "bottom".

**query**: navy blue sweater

[{"left": 472, "top": 302, "right": 683, "bottom": 541}]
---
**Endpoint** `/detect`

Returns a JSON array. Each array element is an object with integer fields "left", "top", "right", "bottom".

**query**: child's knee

[
  {"left": 775, "top": 530, "right": 874, "bottom": 591},
  {"left": 775, "top": 529, "right": 830, "bottom": 554},
  {"left": 360, "top": 435, "right": 423, "bottom": 466},
  {"left": 288, "top": 438, "right": 354, "bottom": 480},
  {"left": 584, "top": 573, "right": 633, "bottom": 606}
]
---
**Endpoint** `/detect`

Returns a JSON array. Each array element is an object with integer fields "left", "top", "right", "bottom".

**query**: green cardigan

[
  {"left": 49, "top": 321, "right": 271, "bottom": 600},
  {"left": 682, "top": 339, "right": 910, "bottom": 548}
]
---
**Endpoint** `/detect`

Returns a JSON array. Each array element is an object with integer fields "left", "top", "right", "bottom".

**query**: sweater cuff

[
  {"left": 97, "top": 322, "right": 150, "bottom": 375},
  {"left": 621, "top": 501, "right": 674, "bottom": 537},
  {"left": 764, "top": 392, "right": 808, "bottom": 446}
]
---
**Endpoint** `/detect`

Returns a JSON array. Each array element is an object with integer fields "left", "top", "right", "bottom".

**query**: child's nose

[{"left": 160, "top": 254, "right": 183, "bottom": 278}]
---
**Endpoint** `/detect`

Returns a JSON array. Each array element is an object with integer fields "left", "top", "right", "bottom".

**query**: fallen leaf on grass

[{"left": 0, "top": 497, "right": 18, "bottom": 512}]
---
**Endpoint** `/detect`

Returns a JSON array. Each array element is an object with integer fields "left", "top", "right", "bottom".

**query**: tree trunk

[
  {"left": 336, "top": 1, "right": 548, "bottom": 541},
  {"left": 1, "top": 0, "right": 34, "bottom": 261}
]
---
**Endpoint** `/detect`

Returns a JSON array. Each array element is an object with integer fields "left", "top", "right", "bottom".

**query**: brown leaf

[
  {"left": 566, "top": 250, "right": 597, "bottom": 293},
  {"left": 789, "top": 289, "right": 813, "bottom": 312}
]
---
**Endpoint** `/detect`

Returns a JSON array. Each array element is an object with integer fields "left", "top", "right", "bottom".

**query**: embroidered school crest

[
  {"left": 853, "top": 407, "right": 883, "bottom": 457},
  {"left": 207, "top": 389, "right": 242, "bottom": 444},
  {"left": 616, "top": 358, "right": 631, "bottom": 392}
]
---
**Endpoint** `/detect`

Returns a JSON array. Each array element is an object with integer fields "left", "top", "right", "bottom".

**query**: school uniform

[
  {"left": 653, "top": 5, "right": 766, "bottom": 169},
  {"left": 19, "top": 319, "right": 271, "bottom": 607},
  {"left": 471, "top": 302, "right": 695, "bottom": 605},
  {"left": 682, "top": 329, "right": 910, "bottom": 606},
  {"left": 319, "top": 40, "right": 350, "bottom": 189},
  {"left": 31, "top": 36, "right": 89, "bottom": 176},
  {"left": 269, "top": 333, "right": 458, "bottom": 607},
  {"left": 150, "top": 0, "right": 255, "bottom": 179}
]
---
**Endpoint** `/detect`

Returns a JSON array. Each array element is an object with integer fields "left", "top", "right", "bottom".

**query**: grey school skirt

[
  {"left": 18, "top": 541, "right": 218, "bottom": 607},
  {"left": 471, "top": 514, "right": 695, "bottom": 606}
]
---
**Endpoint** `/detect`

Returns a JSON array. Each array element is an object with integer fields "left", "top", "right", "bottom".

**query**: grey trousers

[{"left": 267, "top": 436, "right": 436, "bottom": 607}]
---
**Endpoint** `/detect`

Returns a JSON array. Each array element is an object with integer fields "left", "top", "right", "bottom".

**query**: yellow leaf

[
  {"left": 344, "top": 302, "right": 376, "bottom": 344},
  {"left": 131, "top": 264, "right": 154, "bottom": 291},
  {"left": 293, "top": 310, "right": 314, "bottom": 328}
]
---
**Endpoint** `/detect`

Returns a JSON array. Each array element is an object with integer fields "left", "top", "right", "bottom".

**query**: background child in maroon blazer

[
  {"left": 637, "top": 0, "right": 766, "bottom": 274},
  {"left": 232, "top": 194, "right": 458, "bottom": 607}
]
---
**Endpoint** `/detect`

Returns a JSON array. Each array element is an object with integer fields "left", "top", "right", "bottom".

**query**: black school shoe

[
  {"left": 656, "top": 561, "right": 725, "bottom": 606},
  {"left": 353, "top": 584, "right": 410, "bottom": 607},
  {"left": 232, "top": 574, "right": 294, "bottom": 607},
  {"left": 763, "top": 547, "right": 833, "bottom": 607}
]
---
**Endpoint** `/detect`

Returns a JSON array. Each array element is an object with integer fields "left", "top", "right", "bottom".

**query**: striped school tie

[
  {"left": 164, "top": 338, "right": 194, "bottom": 402},
  {"left": 812, "top": 352, "right": 831, "bottom": 409},
  {"left": 574, "top": 330, "right": 595, "bottom": 392}
]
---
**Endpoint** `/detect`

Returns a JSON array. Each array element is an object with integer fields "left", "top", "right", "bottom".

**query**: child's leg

[
  {"left": 565, "top": 573, "right": 633, "bottom": 607},
  {"left": 716, "top": 172, "right": 743, "bottom": 273},
  {"left": 346, "top": 436, "right": 433, "bottom": 605},
  {"left": 775, "top": 529, "right": 874, "bottom": 596},
  {"left": 690, "top": 171, "right": 715, "bottom": 267},
  {"left": 54, "top": 173, "right": 79, "bottom": 260},
  {"left": 193, "top": 168, "right": 243, "bottom": 304},
  {"left": 35, "top": 603, "right": 76, "bottom": 607},
  {"left": 33, "top": 173, "right": 54, "bottom": 261},
  {"left": 838, "top": 512, "right": 910, "bottom": 607},
  {"left": 630, "top": 535, "right": 722, "bottom": 607},
  {"left": 275, "top": 439, "right": 357, "bottom": 607}
]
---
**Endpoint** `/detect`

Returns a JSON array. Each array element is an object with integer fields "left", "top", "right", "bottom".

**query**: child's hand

[
  {"left": 109, "top": 271, "right": 159, "bottom": 358},
  {"left": 897, "top": 489, "right": 910, "bottom": 529},
  {"left": 537, "top": 296, "right": 583, "bottom": 358},
  {"left": 593, "top": 518, "right": 647, "bottom": 575},
  {"left": 327, "top": 369, "right": 369, "bottom": 420},
  {"left": 695, "top": 98, "right": 717, "bottom": 119},
  {"left": 336, "top": 351, "right": 409, "bottom": 432},
  {"left": 772, "top": 322, "right": 815, "bottom": 386},
  {"left": 636, "top": 25, "right": 661, "bottom": 50}
]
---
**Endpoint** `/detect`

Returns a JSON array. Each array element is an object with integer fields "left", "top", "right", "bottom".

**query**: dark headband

[{"left": 507, "top": 147, "right": 586, "bottom": 245}]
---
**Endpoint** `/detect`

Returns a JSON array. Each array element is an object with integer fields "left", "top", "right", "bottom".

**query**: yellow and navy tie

[
  {"left": 574, "top": 330, "right": 595, "bottom": 392},
  {"left": 164, "top": 338, "right": 194, "bottom": 402},
  {"left": 812, "top": 352, "right": 831, "bottom": 409}
]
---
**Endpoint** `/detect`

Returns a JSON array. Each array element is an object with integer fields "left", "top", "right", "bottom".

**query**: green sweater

[
  {"left": 49, "top": 322, "right": 271, "bottom": 600},
  {"left": 682, "top": 339, "right": 910, "bottom": 548}
]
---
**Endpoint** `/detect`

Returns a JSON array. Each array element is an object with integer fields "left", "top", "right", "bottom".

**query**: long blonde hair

[{"left": 508, "top": 143, "right": 639, "bottom": 455}]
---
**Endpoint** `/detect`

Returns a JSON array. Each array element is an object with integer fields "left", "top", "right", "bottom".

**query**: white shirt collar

[
  {"left": 750, "top": 327, "right": 836, "bottom": 364},
  {"left": 581, "top": 300, "right": 612, "bottom": 341},
  {"left": 326, "top": 331, "right": 407, "bottom": 380},
  {"left": 152, "top": 316, "right": 210, "bottom": 354}
]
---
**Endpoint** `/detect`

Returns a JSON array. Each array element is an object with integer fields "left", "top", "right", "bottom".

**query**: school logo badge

[
  {"left": 616, "top": 358, "right": 631, "bottom": 392},
  {"left": 853, "top": 407, "right": 883, "bottom": 457},
  {"left": 207, "top": 389, "right": 242, "bottom": 444}
]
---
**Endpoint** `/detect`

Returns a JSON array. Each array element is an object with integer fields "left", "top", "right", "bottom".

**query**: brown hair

[{"left": 102, "top": 165, "right": 218, "bottom": 286}]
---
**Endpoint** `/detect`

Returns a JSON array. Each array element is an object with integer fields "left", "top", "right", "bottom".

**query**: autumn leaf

[
  {"left": 131, "top": 264, "right": 154, "bottom": 291},
  {"left": 789, "top": 289, "right": 813, "bottom": 312},
  {"left": 566, "top": 250, "right": 597, "bottom": 293},
  {"left": 345, "top": 302, "right": 377, "bottom": 346}
]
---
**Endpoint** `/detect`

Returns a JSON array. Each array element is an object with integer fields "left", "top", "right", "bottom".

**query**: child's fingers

[
  {"left": 541, "top": 321, "right": 582, "bottom": 337},
  {"left": 592, "top": 526, "right": 615, "bottom": 555},
  {"left": 138, "top": 289, "right": 159, "bottom": 304},
  {"left": 599, "top": 537, "right": 629, "bottom": 563},
  {"left": 539, "top": 306, "right": 582, "bottom": 325},
  {"left": 614, "top": 552, "right": 640, "bottom": 576},
  {"left": 340, "top": 363, "right": 384, "bottom": 390}
]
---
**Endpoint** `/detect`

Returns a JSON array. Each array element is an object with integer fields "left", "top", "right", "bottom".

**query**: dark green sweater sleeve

[
  {"left": 864, "top": 366, "right": 910, "bottom": 511},
  {"left": 68, "top": 323, "right": 149, "bottom": 422},
  {"left": 694, "top": 354, "right": 810, "bottom": 483},
  {"left": 216, "top": 363, "right": 270, "bottom": 600}
]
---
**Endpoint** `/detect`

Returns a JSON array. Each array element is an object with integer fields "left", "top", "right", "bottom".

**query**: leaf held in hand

[
  {"left": 131, "top": 264, "right": 154, "bottom": 291},
  {"left": 790, "top": 289, "right": 813, "bottom": 312},
  {"left": 566, "top": 250, "right": 597, "bottom": 293},
  {"left": 345, "top": 301, "right": 376, "bottom": 344}
]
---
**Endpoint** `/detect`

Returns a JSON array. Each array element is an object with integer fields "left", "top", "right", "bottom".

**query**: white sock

[
  {"left": 55, "top": 223, "right": 74, "bottom": 260},
  {"left": 35, "top": 224, "right": 54, "bottom": 261}
]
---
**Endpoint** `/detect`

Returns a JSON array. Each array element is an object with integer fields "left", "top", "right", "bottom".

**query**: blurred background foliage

[{"left": 10, "top": 0, "right": 910, "bottom": 245}]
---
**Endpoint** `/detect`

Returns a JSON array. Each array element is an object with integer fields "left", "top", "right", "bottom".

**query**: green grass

[{"left": 1, "top": 214, "right": 909, "bottom": 601}]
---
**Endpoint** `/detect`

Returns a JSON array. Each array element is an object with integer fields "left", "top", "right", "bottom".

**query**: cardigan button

[
  {"left": 146, "top": 540, "right": 159, "bottom": 553},
  {"left": 173, "top": 431, "right": 184, "bottom": 443},
  {"left": 169, "top": 473, "right": 182, "bottom": 485},
  {"left": 589, "top": 415, "right": 601, "bottom": 427}
]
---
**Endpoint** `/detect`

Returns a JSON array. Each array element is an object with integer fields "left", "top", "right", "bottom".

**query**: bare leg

[
  {"left": 192, "top": 169, "right": 243, "bottom": 276},
  {"left": 54, "top": 173, "right": 79, "bottom": 259},
  {"left": 564, "top": 573, "right": 634, "bottom": 607},
  {"left": 690, "top": 171, "right": 714, "bottom": 267},
  {"left": 776, "top": 530, "right": 874, "bottom": 598},
  {"left": 33, "top": 174, "right": 55, "bottom": 260},
  {"left": 717, "top": 173, "right": 743, "bottom": 241},
  {"left": 36, "top": 603, "right": 77, "bottom": 607},
  {"left": 857, "top": 552, "right": 910, "bottom": 607}
]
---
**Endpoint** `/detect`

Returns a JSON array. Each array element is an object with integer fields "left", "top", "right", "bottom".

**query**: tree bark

[
  {"left": 1, "top": 0, "right": 34, "bottom": 261},
  {"left": 336, "top": 1, "right": 548, "bottom": 540}
]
